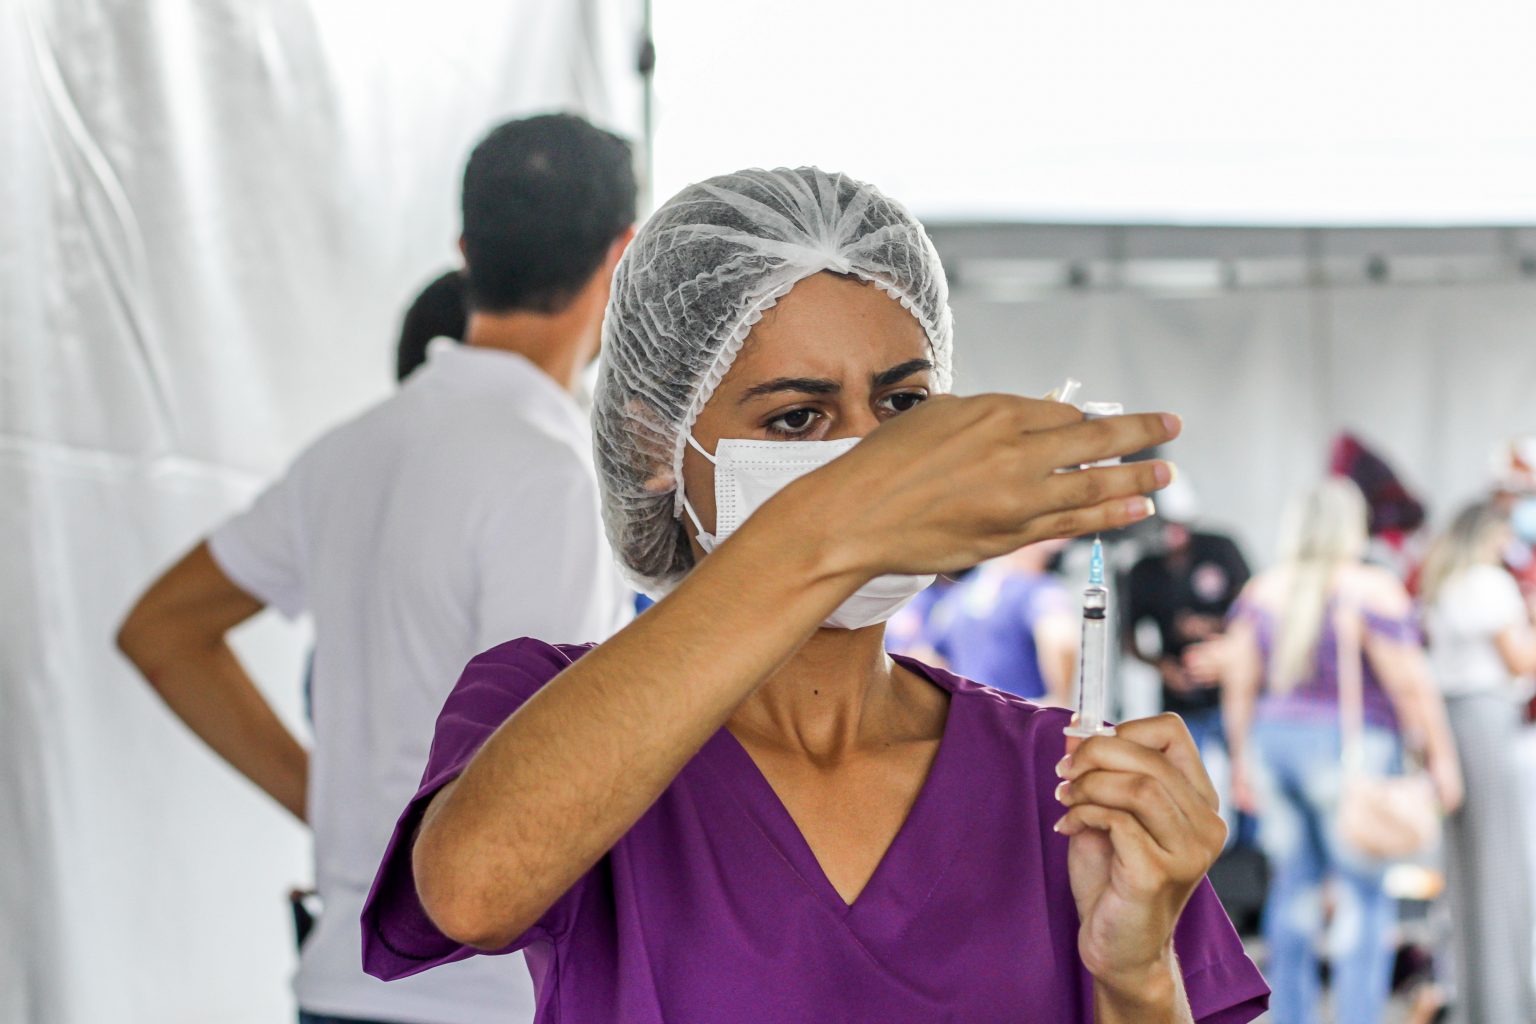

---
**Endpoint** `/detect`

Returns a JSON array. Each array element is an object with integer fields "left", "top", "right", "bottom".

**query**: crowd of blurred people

[{"left": 888, "top": 435, "right": 1536, "bottom": 1024}]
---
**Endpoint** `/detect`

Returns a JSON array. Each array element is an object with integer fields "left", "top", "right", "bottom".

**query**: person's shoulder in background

[
  {"left": 1351, "top": 562, "right": 1412, "bottom": 618},
  {"left": 1233, "top": 567, "right": 1285, "bottom": 611},
  {"left": 1433, "top": 563, "right": 1526, "bottom": 635}
]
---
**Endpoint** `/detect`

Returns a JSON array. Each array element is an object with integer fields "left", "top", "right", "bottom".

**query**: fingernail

[
  {"left": 1160, "top": 412, "right": 1182, "bottom": 436},
  {"left": 1153, "top": 462, "right": 1172, "bottom": 486},
  {"left": 1052, "top": 816, "right": 1066, "bottom": 834},
  {"left": 1054, "top": 781, "right": 1071, "bottom": 804},
  {"left": 1127, "top": 496, "right": 1155, "bottom": 520},
  {"left": 1055, "top": 755, "right": 1073, "bottom": 778}
]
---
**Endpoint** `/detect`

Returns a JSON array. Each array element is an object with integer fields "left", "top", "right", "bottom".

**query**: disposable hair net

[{"left": 594, "top": 166, "right": 955, "bottom": 596}]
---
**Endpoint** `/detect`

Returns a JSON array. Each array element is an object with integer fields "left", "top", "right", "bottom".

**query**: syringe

[{"left": 1064, "top": 537, "right": 1116, "bottom": 738}]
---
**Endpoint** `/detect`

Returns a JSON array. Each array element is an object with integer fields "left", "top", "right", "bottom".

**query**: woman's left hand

[{"left": 1054, "top": 714, "right": 1227, "bottom": 994}]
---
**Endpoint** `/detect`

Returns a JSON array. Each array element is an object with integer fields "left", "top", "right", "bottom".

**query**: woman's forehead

[{"left": 723, "top": 274, "right": 930, "bottom": 389}]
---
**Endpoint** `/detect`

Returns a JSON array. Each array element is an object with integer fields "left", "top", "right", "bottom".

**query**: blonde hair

[
  {"left": 1271, "top": 478, "right": 1369, "bottom": 692},
  {"left": 1419, "top": 501, "right": 1504, "bottom": 607}
]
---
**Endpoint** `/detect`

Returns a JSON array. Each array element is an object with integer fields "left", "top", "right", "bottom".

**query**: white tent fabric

[
  {"left": 651, "top": 0, "right": 1536, "bottom": 224},
  {"left": 1, "top": 2, "right": 641, "bottom": 1022}
]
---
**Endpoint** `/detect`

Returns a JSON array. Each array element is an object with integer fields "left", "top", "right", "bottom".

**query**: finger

[
  {"left": 1036, "top": 460, "right": 1174, "bottom": 515},
  {"left": 1111, "top": 714, "right": 1221, "bottom": 810},
  {"left": 1065, "top": 717, "right": 1220, "bottom": 812},
  {"left": 1053, "top": 805, "right": 1170, "bottom": 892},
  {"left": 1057, "top": 769, "right": 1220, "bottom": 868},
  {"left": 992, "top": 394, "right": 1084, "bottom": 432},
  {"left": 1018, "top": 494, "right": 1157, "bottom": 544},
  {"left": 1057, "top": 768, "right": 1189, "bottom": 847},
  {"left": 1040, "top": 412, "right": 1182, "bottom": 469}
]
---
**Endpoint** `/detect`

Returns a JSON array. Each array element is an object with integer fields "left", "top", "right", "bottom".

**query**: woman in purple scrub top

[{"left": 362, "top": 168, "right": 1269, "bottom": 1023}]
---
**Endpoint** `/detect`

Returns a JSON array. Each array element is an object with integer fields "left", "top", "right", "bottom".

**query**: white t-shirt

[
  {"left": 1425, "top": 564, "right": 1529, "bottom": 697},
  {"left": 210, "top": 340, "right": 631, "bottom": 1024}
]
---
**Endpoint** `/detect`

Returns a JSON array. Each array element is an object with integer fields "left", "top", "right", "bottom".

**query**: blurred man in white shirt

[{"left": 117, "top": 113, "right": 636, "bottom": 1024}]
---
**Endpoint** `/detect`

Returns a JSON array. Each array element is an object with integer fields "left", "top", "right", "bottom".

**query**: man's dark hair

[
  {"left": 395, "top": 270, "right": 466, "bottom": 382},
  {"left": 460, "top": 113, "right": 636, "bottom": 315}
]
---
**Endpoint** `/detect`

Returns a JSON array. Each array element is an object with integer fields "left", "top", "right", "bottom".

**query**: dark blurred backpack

[{"left": 1207, "top": 842, "right": 1268, "bottom": 937}]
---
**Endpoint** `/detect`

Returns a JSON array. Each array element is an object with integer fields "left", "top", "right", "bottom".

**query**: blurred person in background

[
  {"left": 396, "top": 269, "right": 467, "bottom": 381},
  {"left": 1330, "top": 432, "right": 1427, "bottom": 582},
  {"left": 1222, "top": 478, "right": 1462, "bottom": 1024},
  {"left": 1122, "top": 474, "right": 1250, "bottom": 759},
  {"left": 927, "top": 540, "right": 1075, "bottom": 704},
  {"left": 1421, "top": 502, "right": 1536, "bottom": 1024},
  {"left": 115, "top": 113, "right": 637, "bottom": 1024},
  {"left": 1489, "top": 435, "right": 1536, "bottom": 603},
  {"left": 883, "top": 571, "right": 965, "bottom": 665},
  {"left": 294, "top": 270, "right": 474, "bottom": 733}
]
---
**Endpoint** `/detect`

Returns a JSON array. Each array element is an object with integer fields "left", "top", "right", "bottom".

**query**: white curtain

[{"left": 1, "top": 2, "right": 641, "bottom": 1021}]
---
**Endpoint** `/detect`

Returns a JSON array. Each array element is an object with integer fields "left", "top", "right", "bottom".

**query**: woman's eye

[
  {"left": 767, "top": 408, "right": 819, "bottom": 435},
  {"left": 881, "top": 391, "right": 928, "bottom": 415}
]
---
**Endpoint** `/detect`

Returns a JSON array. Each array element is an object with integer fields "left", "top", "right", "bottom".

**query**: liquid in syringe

[{"left": 1064, "top": 537, "right": 1116, "bottom": 738}]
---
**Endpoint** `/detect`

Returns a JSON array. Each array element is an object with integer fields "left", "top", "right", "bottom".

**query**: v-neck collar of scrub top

[{"left": 702, "top": 654, "right": 981, "bottom": 944}]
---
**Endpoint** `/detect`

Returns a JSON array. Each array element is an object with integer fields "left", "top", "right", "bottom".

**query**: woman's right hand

[{"left": 765, "top": 393, "right": 1180, "bottom": 579}]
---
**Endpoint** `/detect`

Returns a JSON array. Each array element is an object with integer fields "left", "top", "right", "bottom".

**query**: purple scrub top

[{"left": 362, "top": 639, "right": 1268, "bottom": 1023}]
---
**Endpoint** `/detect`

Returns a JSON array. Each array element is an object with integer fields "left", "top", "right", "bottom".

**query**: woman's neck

[{"left": 727, "top": 627, "right": 940, "bottom": 765}]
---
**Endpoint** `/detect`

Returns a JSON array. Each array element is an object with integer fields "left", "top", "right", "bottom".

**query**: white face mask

[{"left": 681, "top": 434, "right": 936, "bottom": 630}]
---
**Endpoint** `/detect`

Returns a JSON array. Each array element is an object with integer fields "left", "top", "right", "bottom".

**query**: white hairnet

[{"left": 594, "top": 167, "right": 955, "bottom": 596}]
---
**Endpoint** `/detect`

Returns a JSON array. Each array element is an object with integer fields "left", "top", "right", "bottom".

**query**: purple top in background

[
  {"left": 932, "top": 569, "right": 1071, "bottom": 700},
  {"left": 361, "top": 639, "right": 1268, "bottom": 1023},
  {"left": 1229, "top": 597, "right": 1417, "bottom": 732}
]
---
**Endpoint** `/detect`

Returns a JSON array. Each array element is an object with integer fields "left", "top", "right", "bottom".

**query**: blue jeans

[
  {"left": 1178, "top": 706, "right": 1262, "bottom": 849},
  {"left": 1252, "top": 717, "right": 1401, "bottom": 1024},
  {"left": 299, "top": 1014, "right": 398, "bottom": 1024}
]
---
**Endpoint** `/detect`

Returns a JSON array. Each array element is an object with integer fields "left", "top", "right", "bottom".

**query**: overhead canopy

[{"left": 652, "top": 0, "right": 1536, "bottom": 224}]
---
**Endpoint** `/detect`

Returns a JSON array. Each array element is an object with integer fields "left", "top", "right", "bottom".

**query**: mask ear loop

[{"left": 681, "top": 435, "right": 718, "bottom": 551}]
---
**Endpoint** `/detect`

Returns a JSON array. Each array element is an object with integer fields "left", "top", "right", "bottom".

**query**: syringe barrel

[{"left": 1070, "top": 584, "right": 1113, "bottom": 736}]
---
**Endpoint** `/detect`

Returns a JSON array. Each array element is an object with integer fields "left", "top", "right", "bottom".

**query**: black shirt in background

[{"left": 1123, "top": 531, "right": 1251, "bottom": 715}]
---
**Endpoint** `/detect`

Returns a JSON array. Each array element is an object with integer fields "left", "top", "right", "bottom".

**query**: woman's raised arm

[{"left": 412, "top": 396, "right": 1179, "bottom": 948}]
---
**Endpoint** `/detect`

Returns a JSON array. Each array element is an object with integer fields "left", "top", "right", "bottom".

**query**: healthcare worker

[
  {"left": 362, "top": 168, "right": 1270, "bottom": 1023},
  {"left": 117, "top": 114, "right": 635, "bottom": 1024}
]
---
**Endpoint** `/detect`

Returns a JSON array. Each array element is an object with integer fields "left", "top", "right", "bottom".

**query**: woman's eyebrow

[
  {"left": 872, "top": 358, "right": 933, "bottom": 388},
  {"left": 736, "top": 359, "right": 934, "bottom": 404},
  {"left": 737, "top": 377, "right": 840, "bottom": 403}
]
